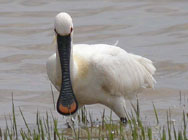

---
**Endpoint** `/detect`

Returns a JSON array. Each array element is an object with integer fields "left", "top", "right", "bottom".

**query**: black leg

[{"left": 120, "top": 117, "right": 127, "bottom": 124}]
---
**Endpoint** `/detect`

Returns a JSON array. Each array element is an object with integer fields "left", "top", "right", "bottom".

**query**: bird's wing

[{"left": 74, "top": 44, "right": 156, "bottom": 98}]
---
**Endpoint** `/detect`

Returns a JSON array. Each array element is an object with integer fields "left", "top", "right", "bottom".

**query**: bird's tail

[{"left": 130, "top": 54, "right": 156, "bottom": 88}]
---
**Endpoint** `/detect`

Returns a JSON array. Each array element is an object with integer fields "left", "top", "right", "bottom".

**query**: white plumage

[{"left": 46, "top": 12, "right": 156, "bottom": 119}]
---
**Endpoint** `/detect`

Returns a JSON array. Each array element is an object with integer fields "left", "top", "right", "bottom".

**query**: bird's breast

[{"left": 73, "top": 55, "right": 89, "bottom": 81}]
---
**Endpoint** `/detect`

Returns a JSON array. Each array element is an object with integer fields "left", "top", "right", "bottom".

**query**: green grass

[{"left": 0, "top": 93, "right": 187, "bottom": 140}]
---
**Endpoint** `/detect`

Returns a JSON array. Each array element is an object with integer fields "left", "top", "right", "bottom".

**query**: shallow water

[{"left": 0, "top": 0, "right": 188, "bottom": 128}]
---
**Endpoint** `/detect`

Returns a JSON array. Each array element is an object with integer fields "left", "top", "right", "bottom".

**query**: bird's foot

[
  {"left": 120, "top": 117, "right": 127, "bottom": 124},
  {"left": 66, "top": 117, "right": 75, "bottom": 128}
]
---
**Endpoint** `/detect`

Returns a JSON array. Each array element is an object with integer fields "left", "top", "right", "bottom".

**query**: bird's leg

[
  {"left": 66, "top": 116, "right": 74, "bottom": 128},
  {"left": 103, "top": 96, "right": 128, "bottom": 124},
  {"left": 66, "top": 104, "right": 84, "bottom": 128}
]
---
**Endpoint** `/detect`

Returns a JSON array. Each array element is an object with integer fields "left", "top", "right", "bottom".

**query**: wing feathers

[{"left": 74, "top": 44, "right": 156, "bottom": 97}]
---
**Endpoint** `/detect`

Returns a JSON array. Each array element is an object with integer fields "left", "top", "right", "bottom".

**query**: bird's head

[{"left": 54, "top": 12, "right": 73, "bottom": 36}]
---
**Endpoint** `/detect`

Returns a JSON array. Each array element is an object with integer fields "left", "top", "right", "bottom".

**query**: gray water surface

[{"left": 0, "top": 0, "right": 188, "bottom": 128}]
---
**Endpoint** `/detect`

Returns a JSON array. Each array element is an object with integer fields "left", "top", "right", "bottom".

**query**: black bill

[{"left": 56, "top": 32, "right": 78, "bottom": 116}]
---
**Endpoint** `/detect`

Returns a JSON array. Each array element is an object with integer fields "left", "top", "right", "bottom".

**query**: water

[{"left": 0, "top": 0, "right": 188, "bottom": 127}]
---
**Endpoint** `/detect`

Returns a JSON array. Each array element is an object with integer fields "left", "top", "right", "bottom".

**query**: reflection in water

[{"left": 0, "top": 0, "right": 188, "bottom": 128}]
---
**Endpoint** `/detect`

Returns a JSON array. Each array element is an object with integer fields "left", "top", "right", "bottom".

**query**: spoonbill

[{"left": 46, "top": 12, "right": 156, "bottom": 123}]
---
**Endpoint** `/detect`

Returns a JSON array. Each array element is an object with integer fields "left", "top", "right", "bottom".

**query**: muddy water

[{"left": 0, "top": 0, "right": 188, "bottom": 128}]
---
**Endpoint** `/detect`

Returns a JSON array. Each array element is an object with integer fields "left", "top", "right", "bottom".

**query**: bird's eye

[
  {"left": 54, "top": 29, "right": 57, "bottom": 34},
  {"left": 70, "top": 27, "right": 73, "bottom": 33}
]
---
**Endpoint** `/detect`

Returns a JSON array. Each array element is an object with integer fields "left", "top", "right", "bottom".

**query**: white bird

[{"left": 46, "top": 12, "right": 156, "bottom": 123}]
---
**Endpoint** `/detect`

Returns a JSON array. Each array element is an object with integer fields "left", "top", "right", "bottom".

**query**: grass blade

[
  {"left": 11, "top": 92, "right": 18, "bottom": 140},
  {"left": 153, "top": 102, "right": 159, "bottom": 125}
]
